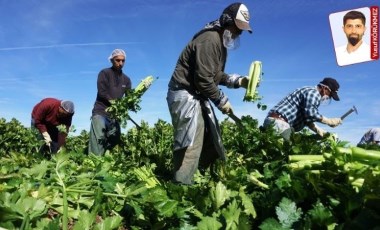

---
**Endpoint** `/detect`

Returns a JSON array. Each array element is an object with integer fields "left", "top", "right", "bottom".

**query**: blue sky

[{"left": 0, "top": 0, "right": 379, "bottom": 146}]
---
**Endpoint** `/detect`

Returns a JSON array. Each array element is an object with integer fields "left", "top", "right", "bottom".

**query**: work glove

[
  {"left": 227, "top": 74, "right": 248, "bottom": 88},
  {"left": 42, "top": 132, "right": 52, "bottom": 147},
  {"left": 238, "top": 76, "right": 249, "bottom": 88},
  {"left": 328, "top": 133, "right": 339, "bottom": 141},
  {"left": 220, "top": 101, "right": 233, "bottom": 114},
  {"left": 308, "top": 123, "right": 326, "bottom": 137},
  {"left": 321, "top": 117, "right": 342, "bottom": 128}
]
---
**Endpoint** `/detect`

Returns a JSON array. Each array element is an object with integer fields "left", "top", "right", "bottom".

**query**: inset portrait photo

[{"left": 329, "top": 6, "right": 379, "bottom": 66}]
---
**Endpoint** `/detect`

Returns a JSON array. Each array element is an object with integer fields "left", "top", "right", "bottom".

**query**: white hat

[
  {"left": 222, "top": 3, "right": 252, "bottom": 33},
  {"left": 108, "top": 49, "right": 126, "bottom": 61},
  {"left": 61, "top": 100, "right": 75, "bottom": 114}
]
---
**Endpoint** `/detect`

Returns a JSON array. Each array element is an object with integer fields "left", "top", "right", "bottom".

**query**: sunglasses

[{"left": 114, "top": 59, "right": 125, "bottom": 63}]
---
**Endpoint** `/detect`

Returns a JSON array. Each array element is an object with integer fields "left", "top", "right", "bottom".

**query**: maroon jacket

[{"left": 31, "top": 98, "right": 73, "bottom": 147}]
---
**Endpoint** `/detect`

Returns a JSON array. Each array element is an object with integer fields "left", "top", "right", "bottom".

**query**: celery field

[
  {"left": 1, "top": 116, "right": 380, "bottom": 229},
  {"left": 1, "top": 78, "right": 380, "bottom": 229}
]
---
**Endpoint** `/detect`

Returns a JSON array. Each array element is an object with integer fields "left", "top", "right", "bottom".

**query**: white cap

[
  {"left": 108, "top": 49, "right": 126, "bottom": 61},
  {"left": 223, "top": 3, "right": 252, "bottom": 33},
  {"left": 234, "top": 3, "right": 252, "bottom": 33},
  {"left": 61, "top": 100, "right": 75, "bottom": 114}
]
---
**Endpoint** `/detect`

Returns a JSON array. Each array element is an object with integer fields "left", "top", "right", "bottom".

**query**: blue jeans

[{"left": 88, "top": 115, "right": 121, "bottom": 155}]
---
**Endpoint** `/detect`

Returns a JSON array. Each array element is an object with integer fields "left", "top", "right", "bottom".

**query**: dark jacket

[
  {"left": 169, "top": 30, "right": 230, "bottom": 105},
  {"left": 92, "top": 67, "right": 132, "bottom": 117}
]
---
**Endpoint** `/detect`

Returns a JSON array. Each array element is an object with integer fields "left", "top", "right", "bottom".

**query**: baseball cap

[
  {"left": 108, "top": 49, "right": 126, "bottom": 61},
  {"left": 223, "top": 3, "right": 252, "bottom": 33},
  {"left": 320, "top": 77, "right": 340, "bottom": 101},
  {"left": 61, "top": 101, "right": 75, "bottom": 114}
]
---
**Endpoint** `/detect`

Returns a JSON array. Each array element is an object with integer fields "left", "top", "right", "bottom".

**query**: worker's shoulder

[
  {"left": 370, "top": 127, "right": 380, "bottom": 133},
  {"left": 195, "top": 30, "right": 220, "bottom": 42}
]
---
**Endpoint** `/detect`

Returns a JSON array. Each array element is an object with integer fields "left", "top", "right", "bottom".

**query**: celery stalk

[
  {"left": 351, "top": 147, "right": 380, "bottom": 161},
  {"left": 244, "top": 61, "right": 262, "bottom": 102},
  {"left": 288, "top": 155, "right": 325, "bottom": 162}
]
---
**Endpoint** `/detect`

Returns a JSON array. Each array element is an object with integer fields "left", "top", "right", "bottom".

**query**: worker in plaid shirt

[{"left": 263, "top": 77, "right": 343, "bottom": 140}]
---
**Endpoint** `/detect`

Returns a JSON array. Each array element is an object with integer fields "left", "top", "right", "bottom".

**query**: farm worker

[
  {"left": 166, "top": 2, "right": 252, "bottom": 185},
  {"left": 31, "top": 98, "right": 74, "bottom": 153},
  {"left": 88, "top": 49, "right": 132, "bottom": 156},
  {"left": 263, "top": 77, "right": 342, "bottom": 141},
  {"left": 357, "top": 128, "right": 380, "bottom": 146}
]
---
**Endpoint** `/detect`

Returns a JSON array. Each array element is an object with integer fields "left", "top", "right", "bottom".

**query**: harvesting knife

[
  {"left": 228, "top": 112, "right": 243, "bottom": 129},
  {"left": 128, "top": 117, "right": 142, "bottom": 130},
  {"left": 340, "top": 105, "right": 358, "bottom": 120}
]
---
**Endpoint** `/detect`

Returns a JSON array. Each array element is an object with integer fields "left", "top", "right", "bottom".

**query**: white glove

[
  {"left": 314, "top": 125, "right": 326, "bottom": 137},
  {"left": 321, "top": 117, "right": 342, "bottom": 128},
  {"left": 330, "top": 133, "right": 339, "bottom": 141},
  {"left": 42, "top": 132, "right": 52, "bottom": 146},
  {"left": 220, "top": 101, "right": 233, "bottom": 114},
  {"left": 238, "top": 76, "right": 249, "bottom": 88},
  {"left": 308, "top": 123, "right": 326, "bottom": 137}
]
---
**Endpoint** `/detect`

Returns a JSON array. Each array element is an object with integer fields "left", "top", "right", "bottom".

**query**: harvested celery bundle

[{"left": 244, "top": 61, "right": 263, "bottom": 102}]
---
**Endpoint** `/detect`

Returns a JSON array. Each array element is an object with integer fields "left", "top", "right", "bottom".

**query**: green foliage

[
  {"left": 0, "top": 114, "right": 379, "bottom": 229},
  {"left": 275, "top": 197, "right": 303, "bottom": 228},
  {"left": 121, "top": 119, "right": 173, "bottom": 178},
  {"left": 259, "top": 197, "right": 303, "bottom": 230},
  {"left": 306, "top": 200, "right": 335, "bottom": 227},
  {"left": 65, "top": 129, "right": 89, "bottom": 154},
  {"left": 0, "top": 118, "right": 40, "bottom": 156},
  {"left": 106, "top": 75, "right": 156, "bottom": 128}
]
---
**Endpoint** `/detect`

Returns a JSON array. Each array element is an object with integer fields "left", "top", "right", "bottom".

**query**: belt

[{"left": 268, "top": 112, "right": 288, "bottom": 123}]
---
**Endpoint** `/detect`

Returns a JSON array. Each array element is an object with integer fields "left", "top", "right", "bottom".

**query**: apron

[{"left": 167, "top": 89, "right": 226, "bottom": 160}]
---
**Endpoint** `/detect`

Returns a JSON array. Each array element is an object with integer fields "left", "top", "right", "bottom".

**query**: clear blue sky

[{"left": 0, "top": 0, "right": 379, "bottom": 146}]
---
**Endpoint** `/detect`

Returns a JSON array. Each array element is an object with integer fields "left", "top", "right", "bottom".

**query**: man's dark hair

[{"left": 343, "top": 10, "right": 366, "bottom": 25}]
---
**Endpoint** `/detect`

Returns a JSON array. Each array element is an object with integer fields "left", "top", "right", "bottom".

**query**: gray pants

[
  {"left": 263, "top": 117, "right": 292, "bottom": 141},
  {"left": 88, "top": 115, "right": 121, "bottom": 155},
  {"left": 172, "top": 109, "right": 218, "bottom": 185}
]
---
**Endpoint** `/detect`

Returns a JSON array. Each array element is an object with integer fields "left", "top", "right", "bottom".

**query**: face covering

[
  {"left": 223, "top": 29, "right": 240, "bottom": 50},
  {"left": 320, "top": 95, "right": 331, "bottom": 105}
]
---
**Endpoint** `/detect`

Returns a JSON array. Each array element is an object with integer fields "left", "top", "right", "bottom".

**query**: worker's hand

[
  {"left": 220, "top": 101, "right": 233, "bottom": 114},
  {"left": 315, "top": 126, "right": 326, "bottom": 137},
  {"left": 238, "top": 76, "right": 249, "bottom": 88},
  {"left": 308, "top": 123, "right": 326, "bottom": 137},
  {"left": 321, "top": 117, "right": 342, "bottom": 128},
  {"left": 327, "top": 132, "right": 339, "bottom": 141},
  {"left": 57, "top": 147, "right": 62, "bottom": 153},
  {"left": 42, "top": 132, "right": 52, "bottom": 146},
  {"left": 314, "top": 125, "right": 326, "bottom": 137}
]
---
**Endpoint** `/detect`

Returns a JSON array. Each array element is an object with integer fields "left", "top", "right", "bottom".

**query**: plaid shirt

[{"left": 269, "top": 86, "right": 323, "bottom": 131}]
